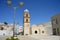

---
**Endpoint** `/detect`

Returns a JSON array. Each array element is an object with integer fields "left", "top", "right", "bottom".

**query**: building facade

[
  {"left": 0, "top": 23, "right": 22, "bottom": 36},
  {"left": 31, "top": 25, "right": 47, "bottom": 35},
  {"left": 51, "top": 14, "right": 60, "bottom": 36}
]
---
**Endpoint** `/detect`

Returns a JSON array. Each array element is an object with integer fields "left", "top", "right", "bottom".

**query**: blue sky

[{"left": 0, "top": 0, "right": 60, "bottom": 26}]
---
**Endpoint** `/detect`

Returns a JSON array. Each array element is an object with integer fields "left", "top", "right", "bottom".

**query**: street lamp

[
  {"left": 7, "top": 0, "right": 12, "bottom": 7},
  {"left": 19, "top": 2, "right": 24, "bottom": 7},
  {"left": 13, "top": 7, "right": 17, "bottom": 37},
  {"left": 7, "top": 0, "right": 24, "bottom": 37}
]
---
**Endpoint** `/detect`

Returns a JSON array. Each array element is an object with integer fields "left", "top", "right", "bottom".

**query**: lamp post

[
  {"left": 7, "top": 0, "right": 24, "bottom": 37},
  {"left": 13, "top": 7, "right": 17, "bottom": 37}
]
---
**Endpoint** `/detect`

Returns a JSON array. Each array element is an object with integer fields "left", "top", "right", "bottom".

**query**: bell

[
  {"left": 19, "top": 2, "right": 24, "bottom": 7},
  {"left": 7, "top": 0, "right": 12, "bottom": 7}
]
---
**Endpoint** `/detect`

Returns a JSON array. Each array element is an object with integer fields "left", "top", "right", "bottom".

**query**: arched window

[
  {"left": 35, "top": 30, "right": 37, "bottom": 34},
  {"left": 26, "top": 19, "right": 28, "bottom": 22},
  {"left": 26, "top": 14, "right": 28, "bottom": 17}
]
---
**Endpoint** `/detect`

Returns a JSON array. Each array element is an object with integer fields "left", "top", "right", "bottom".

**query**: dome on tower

[{"left": 24, "top": 9, "right": 29, "bottom": 12}]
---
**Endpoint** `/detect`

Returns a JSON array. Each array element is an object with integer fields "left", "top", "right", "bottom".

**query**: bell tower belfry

[{"left": 23, "top": 9, "right": 30, "bottom": 35}]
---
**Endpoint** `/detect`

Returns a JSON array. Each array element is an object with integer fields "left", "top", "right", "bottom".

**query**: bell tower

[{"left": 23, "top": 9, "right": 30, "bottom": 35}]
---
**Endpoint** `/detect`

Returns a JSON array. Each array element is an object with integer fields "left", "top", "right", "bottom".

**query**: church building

[{"left": 23, "top": 9, "right": 47, "bottom": 35}]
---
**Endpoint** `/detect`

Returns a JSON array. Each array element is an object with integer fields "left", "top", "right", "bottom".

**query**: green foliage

[
  {"left": 14, "top": 38, "right": 19, "bottom": 40},
  {"left": 6, "top": 37, "right": 19, "bottom": 40},
  {"left": 6, "top": 38, "right": 10, "bottom": 40},
  {"left": 11, "top": 37, "right": 14, "bottom": 40}
]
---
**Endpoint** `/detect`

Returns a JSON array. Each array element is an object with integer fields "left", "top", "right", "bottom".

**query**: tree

[{"left": 4, "top": 22, "right": 8, "bottom": 25}]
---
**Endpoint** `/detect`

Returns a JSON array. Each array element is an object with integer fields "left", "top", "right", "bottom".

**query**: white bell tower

[{"left": 23, "top": 9, "right": 30, "bottom": 35}]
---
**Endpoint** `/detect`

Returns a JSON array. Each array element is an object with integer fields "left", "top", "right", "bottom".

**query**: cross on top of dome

[{"left": 24, "top": 9, "right": 29, "bottom": 12}]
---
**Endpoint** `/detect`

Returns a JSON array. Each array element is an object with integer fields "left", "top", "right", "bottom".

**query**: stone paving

[{"left": 0, "top": 35, "right": 60, "bottom": 40}]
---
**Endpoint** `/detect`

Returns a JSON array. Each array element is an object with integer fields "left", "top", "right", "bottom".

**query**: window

[
  {"left": 26, "top": 19, "right": 28, "bottom": 22},
  {"left": 53, "top": 28, "right": 56, "bottom": 35},
  {"left": 26, "top": 14, "right": 28, "bottom": 17},
  {"left": 57, "top": 28, "right": 59, "bottom": 34},
  {"left": 42, "top": 31, "right": 44, "bottom": 33},
  {"left": 1, "top": 27, "right": 4, "bottom": 30},
  {"left": 52, "top": 19, "right": 56, "bottom": 25},
  {"left": 56, "top": 18, "right": 58, "bottom": 24},
  {"left": 35, "top": 30, "right": 37, "bottom": 34},
  {"left": 52, "top": 18, "right": 58, "bottom": 25},
  {"left": 3, "top": 33, "right": 5, "bottom": 36}
]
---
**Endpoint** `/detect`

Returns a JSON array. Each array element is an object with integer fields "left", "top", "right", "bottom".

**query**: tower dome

[{"left": 24, "top": 9, "right": 29, "bottom": 12}]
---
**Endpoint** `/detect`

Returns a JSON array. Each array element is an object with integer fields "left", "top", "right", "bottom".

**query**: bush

[
  {"left": 6, "top": 37, "right": 19, "bottom": 40},
  {"left": 14, "top": 38, "right": 19, "bottom": 40},
  {"left": 6, "top": 38, "right": 10, "bottom": 40}
]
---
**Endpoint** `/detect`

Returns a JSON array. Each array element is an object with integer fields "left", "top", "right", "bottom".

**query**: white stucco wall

[{"left": 0, "top": 30, "right": 13, "bottom": 36}]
